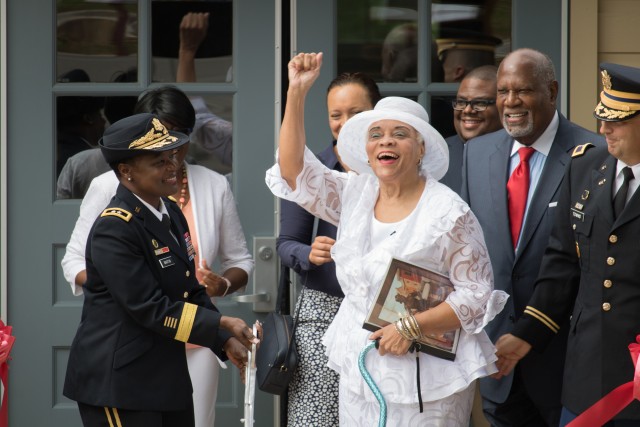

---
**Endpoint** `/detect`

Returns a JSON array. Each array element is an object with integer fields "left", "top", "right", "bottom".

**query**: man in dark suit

[
  {"left": 441, "top": 65, "right": 502, "bottom": 194},
  {"left": 494, "top": 63, "right": 640, "bottom": 426},
  {"left": 63, "top": 114, "right": 257, "bottom": 427},
  {"left": 461, "top": 48, "right": 604, "bottom": 426}
]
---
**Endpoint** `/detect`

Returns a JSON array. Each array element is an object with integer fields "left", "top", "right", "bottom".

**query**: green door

[{"left": 6, "top": 0, "right": 279, "bottom": 425}]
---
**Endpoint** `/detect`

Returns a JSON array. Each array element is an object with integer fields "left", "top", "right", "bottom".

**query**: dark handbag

[
  {"left": 256, "top": 264, "right": 305, "bottom": 395},
  {"left": 255, "top": 311, "right": 297, "bottom": 395}
]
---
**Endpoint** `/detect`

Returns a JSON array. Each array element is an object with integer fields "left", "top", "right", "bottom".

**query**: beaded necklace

[{"left": 178, "top": 164, "right": 189, "bottom": 209}]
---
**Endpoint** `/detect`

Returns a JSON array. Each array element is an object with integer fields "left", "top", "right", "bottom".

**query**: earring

[
  {"left": 127, "top": 176, "right": 132, "bottom": 182},
  {"left": 417, "top": 158, "right": 422, "bottom": 166}
]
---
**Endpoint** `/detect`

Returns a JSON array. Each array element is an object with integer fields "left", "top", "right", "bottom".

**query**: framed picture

[{"left": 363, "top": 257, "right": 460, "bottom": 360}]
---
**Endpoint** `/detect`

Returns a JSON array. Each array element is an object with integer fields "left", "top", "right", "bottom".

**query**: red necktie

[{"left": 507, "top": 147, "right": 535, "bottom": 248}]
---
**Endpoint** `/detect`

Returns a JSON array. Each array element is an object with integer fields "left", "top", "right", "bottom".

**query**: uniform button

[
  {"left": 185, "top": 271, "right": 190, "bottom": 277},
  {"left": 609, "top": 235, "right": 618, "bottom": 243},
  {"left": 572, "top": 224, "right": 577, "bottom": 230},
  {"left": 604, "top": 279, "right": 613, "bottom": 288},
  {"left": 607, "top": 257, "right": 615, "bottom": 266},
  {"left": 183, "top": 291, "right": 189, "bottom": 298},
  {"left": 602, "top": 302, "right": 611, "bottom": 311}
]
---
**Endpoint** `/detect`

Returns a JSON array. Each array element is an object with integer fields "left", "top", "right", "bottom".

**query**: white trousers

[
  {"left": 187, "top": 346, "right": 220, "bottom": 427},
  {"left": 339, "top": 376, "right": 475, "bottom": 427}
]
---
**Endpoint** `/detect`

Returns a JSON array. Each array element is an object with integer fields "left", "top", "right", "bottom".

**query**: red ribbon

[
  {"left": 0, "top": 321, "right": 15, "bottom": 427},
  {"left": 567, "top": 335, "right": 640, "bottom": 427}
]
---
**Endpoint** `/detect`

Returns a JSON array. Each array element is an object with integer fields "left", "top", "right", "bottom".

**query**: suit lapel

[
  {"left": 489, "top": 134, "right": 514, "bottom": 260},
  {"left": 515, "top": 117, "right": 574, "bottom": 259}
]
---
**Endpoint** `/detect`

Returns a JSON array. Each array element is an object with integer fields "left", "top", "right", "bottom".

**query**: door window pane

[
  {"left": 57, "top": 0, "right": 138, "bottom": 82},
  {"left": 338, "top": 0, "right": 418, "bottom": 82},
  {"left": 151, "top": 0, "right": 233, "bottom": 83},
  {"left": 184, "top": 94, "right": 233, "bottom": 176},
  {"left": 432, "top": 0, "right": 511, "bottom": 83},
  {"left": 337, "top": 1, "right": 511, "bottom": 84},
  {"left": 54, "top": 1, "right": 234, "bottom": 200},
  {"left": 55, "top": 93, "right": 233, "bottom": 199},
  {"left": 55, "top": 94, "right": 107, "bottom": 182},
  {"left": 337, "top": 1, "right": 511, "bottom": 138}
]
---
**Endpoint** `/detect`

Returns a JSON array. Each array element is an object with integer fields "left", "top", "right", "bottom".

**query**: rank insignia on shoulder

[
  {"left": 571, "top": 143, "right": 595, "bottom": 158},
  {"left": 100, "top": 208, "right": 132, "bottom": 222}
]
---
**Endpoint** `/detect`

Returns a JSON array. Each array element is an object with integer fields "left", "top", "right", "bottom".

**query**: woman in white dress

[{"left": 266, "top": 52, "right": 508, "bottom": 426}]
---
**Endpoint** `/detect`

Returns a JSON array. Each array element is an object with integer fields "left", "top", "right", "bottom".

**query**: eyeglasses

[{"left": 451, "top": 99, "right": 496, "bottom": 112}]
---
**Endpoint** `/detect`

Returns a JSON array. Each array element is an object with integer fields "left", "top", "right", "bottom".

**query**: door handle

[
  {"left": 232, "top": 292, "right": 271, "bottom": 303},
  {"left": 243, "top": 237, "right": 278, "bottom": 312}
]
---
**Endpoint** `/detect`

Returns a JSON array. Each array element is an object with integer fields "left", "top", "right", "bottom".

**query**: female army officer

[{"left": 64, "top": 113, "right": 258, "bottom": 427}]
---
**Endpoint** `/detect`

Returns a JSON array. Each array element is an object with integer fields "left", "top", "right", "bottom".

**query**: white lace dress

[{"left": 266, "top": 148, "right": 508, "bottom": 426}]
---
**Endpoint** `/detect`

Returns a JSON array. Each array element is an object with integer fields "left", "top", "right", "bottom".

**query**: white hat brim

[{"left": 336, "top": 109, "right": 449, "bottom": 180}]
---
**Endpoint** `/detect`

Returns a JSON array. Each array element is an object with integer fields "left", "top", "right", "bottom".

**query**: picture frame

[{"left": 363, "top": 257, "right": 460, "bottom": 360}]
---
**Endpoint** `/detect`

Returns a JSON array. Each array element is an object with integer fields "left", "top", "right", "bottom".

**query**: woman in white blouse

[{"left": 266, "top": 52, "right": 507, "bottom": 426}]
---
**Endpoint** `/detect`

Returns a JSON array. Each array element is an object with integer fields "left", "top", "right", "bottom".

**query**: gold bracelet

[
  {"left": 400, "top": 317, "right": 411, "bottom": 338},
  {"left": 407, "top": 312, "right": 423, "bottom": 339},
  {"left": 405, "top": 316, "right": 420, "bottom": 339},
  {"left": 401, "top": 317, "right": 417, "bottom": 340},
  {"left": 395, "top": 320, "right": 413, "bottom": 341}
]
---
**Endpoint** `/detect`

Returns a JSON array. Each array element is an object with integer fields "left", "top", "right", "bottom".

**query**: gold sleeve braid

[
  {"left": 175, "top": 302, "right": 198, "bottom": 342},
  {"left": 523, "top": 306, "right": 560, "bottom": 334}
]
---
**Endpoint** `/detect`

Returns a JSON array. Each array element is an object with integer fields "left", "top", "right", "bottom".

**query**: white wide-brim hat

[{"left": 337, "top": 97, "right": 449, "bottom": 180}]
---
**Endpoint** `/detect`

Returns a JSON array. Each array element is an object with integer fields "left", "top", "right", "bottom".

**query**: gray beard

[{"left": 503, "top": 115, "right": 534, "bottom": 139}]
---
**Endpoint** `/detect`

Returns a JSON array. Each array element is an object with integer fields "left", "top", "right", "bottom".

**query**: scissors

[{"left": 241, "top": 323, "right": 258, "bottom": 426}]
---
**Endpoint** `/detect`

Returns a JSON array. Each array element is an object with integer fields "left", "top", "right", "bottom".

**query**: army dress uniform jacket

[
  {"left": 64, "top": 184, "right": 231, "bottom": 412},
  {"left": 513, "top": 145, "right": 640, "bottom": 419}
]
